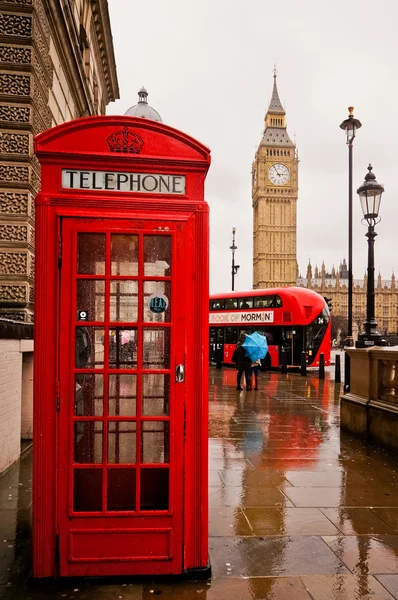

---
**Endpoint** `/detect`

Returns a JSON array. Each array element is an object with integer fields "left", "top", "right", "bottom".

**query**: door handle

[{"left": 176, "top": 364, "right": 185, "bottom": 383}]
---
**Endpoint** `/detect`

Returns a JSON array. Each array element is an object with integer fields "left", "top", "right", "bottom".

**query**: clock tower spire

[{"left": 252, "top": 70, "right": 298, "bottom": 288}]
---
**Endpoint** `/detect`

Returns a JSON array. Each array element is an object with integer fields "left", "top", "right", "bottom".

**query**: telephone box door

[{"left": 58, "top": 217, "right": 186, "bottom": 577}]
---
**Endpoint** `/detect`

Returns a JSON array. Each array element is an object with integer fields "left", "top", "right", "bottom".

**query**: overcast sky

[{"left": 107, "top": 0, "right": 398, "bottom": 293}]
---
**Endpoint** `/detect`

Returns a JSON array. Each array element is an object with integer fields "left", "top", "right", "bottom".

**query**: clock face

[{"left": 268, "top": 163, "right": 290, "bottom": 185}]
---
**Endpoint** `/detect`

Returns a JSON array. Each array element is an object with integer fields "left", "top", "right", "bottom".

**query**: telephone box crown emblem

[{"left": 106, "top": 127, "right": 144, "bottom": 154}]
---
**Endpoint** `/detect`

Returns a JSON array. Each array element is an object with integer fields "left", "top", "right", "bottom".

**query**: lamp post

[
  {"left": 230, "top": 227, "right": 240, "bottom": 291},
  {"left": 340, "top": 107, "right": 362, "bottom": 390},
  {"left": 356, "top": 165, "right": 386, "bottom": 348}
]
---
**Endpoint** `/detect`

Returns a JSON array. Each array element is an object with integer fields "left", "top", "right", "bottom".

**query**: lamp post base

[{"left": 356, "top": 331, "right": 387, "bottom": 348}]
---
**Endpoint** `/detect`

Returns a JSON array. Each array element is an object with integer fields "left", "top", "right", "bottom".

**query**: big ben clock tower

[{"left": 253, "top": 70, "right": 298, "bottom": 288}]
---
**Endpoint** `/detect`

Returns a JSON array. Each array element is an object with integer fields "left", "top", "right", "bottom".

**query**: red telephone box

[{"left": 33, "top": 117, "right": 211, "bottom": 578}]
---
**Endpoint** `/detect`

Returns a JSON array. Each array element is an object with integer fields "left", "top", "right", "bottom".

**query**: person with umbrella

[
  {"left": 243, "top": 331, "right": 268, "bottom": 391},
  {"left": 232, "top": 332, "right": 252, "bottom": 391}
]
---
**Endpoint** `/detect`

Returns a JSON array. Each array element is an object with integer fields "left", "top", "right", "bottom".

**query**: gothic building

[
  {"left": 297, "top": 260, "right": 398, "bottom": 336},
  {"left": 0, "top": 0, "right": 119, "bottom": 321},
  {"left": 252, "top": 70, "right": 299, "bottom": 288},
  {"left": 252, "top": 72, "right": 398, "bottom": 334}
]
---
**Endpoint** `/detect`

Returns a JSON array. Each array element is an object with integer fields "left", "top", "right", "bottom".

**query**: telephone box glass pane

[
  {"left": 107, "top": 469, "right": 136, "bottom": 511},
  {"left": 108, "top": 421, "right": 136, "bottom": 464},
  {"left": 143, "top": 281, "right": 171, "bottom": 323},
  {"left": 142, "top": 374, "right": 169, "bottom": 416},
  {"left": 143, "top": 328, "right": 170, "bottom": 369},
  {"left": 77, "top": 234, "right": 105, "bottom": 275},
  {"left": 74, "top": 421, "right": 103, "bottom": 464},
  {"left": 109, "top": 329, "right": 137, "bottom": 369},
  {"left": 77, "top": 280, "right": 105, "bottom": 322},
  {"left": 74, "top": 374, "right": 103, "bottom": 416},
  {"left": 141, "top": 421, "right": 169, "bottom": 463},
  {"left": 140, "top": 468, "right": 169, "bottom": 510},
  {"left": 111, "top": 234, "right": 139, "bottom": 276},
  {"left": 74, "top": 469, "right": 102, "bottom": 512},
  {"left": 110, "top": 281, "right": 138, "bottom": 322},
  {"left": 144, "top": 236, "right": 171, "bottom": 276},
  {"left": 75, "top": 327, "right": 104, "bottom": 368},
  {"left": 109, "top": 374, "right": 136, "bottom": 416}
]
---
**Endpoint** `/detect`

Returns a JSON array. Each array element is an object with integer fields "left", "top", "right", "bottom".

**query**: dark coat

[{"left": 234, "top": 342, "right": 251, "bottom": 368}]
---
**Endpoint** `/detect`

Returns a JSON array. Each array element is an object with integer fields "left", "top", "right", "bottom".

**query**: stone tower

[{"left": 252, "top": 71, "right": 299, "bottom": 288}]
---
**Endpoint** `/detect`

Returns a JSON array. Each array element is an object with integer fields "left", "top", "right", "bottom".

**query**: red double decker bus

[{"left": 209, "top": 287, "right": 331, "bottom": 369}]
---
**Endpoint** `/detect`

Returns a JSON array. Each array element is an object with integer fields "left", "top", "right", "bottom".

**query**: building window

[{"left": 383, "top": 306, "right": 389, "bottom": 316}]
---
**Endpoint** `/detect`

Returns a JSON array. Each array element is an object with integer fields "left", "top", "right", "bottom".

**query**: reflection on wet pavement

[{"left": 1, "top": 367, "right": 398, "bottom": 598}]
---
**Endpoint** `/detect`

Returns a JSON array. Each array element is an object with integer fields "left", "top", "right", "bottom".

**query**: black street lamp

[
  {"left": 356, "top": 165, "right": 386, "bottom": 348},
  {"left": 230, "top": 227, "right": 240, "bottom": 291},
  {"left": 340, "top": 106, "right": 362, "bottom": 390}
]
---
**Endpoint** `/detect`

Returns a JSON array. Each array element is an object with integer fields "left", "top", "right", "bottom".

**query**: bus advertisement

[{"left": 209, "top": 287, "right": 331, "bottom": 369}]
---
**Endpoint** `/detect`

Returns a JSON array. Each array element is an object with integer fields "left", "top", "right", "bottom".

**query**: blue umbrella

[{"left": 242, "top": 331, "right": 268, "bottom": 362}]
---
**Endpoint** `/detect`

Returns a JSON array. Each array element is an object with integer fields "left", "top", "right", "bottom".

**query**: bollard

[
  {"left": 300, "top": 351, "right": 307, "bottom": 376},
  {"left": 281, "top": 348, "right": 287, "bottom": 374},
  {"left": 319, "top": 352, "right": 325, "bottom": 380},
  {"left": 344, "top": 353, "right": 350, "bottom": 392},
  {"left": 335, "top": 353, "right": 341, "bottom": 383}
]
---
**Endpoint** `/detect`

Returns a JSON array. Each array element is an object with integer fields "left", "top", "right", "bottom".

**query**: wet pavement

[{"left": 1, "top": 368, "right": 398, "bottom": 598}]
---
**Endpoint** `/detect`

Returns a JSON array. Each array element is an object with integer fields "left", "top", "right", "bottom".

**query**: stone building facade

[
  {"left": 252, "top": 71, "right": 299, "bottom": 289},
  {"left": 0, "top": 0, "right": 119, "bottom": 321},
  {"left": 297, "top": 260, "right": 398, "bottom": 336}
]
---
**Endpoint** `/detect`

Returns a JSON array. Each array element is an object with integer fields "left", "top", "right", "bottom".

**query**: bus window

[
  {"left": 238, "top": 298, "right": 253, "bottom": 309},
  {"left": 254, "top": 295, "right": 283, "bottom": 309},
  {"left": 254, "top": 295, "right": 274, "bottom": 308},
  {"left": 210, "top": 299, "right": 225, "bottom": 311},
  {"left": 255, "top": 327, "right": 274, "bottom": 344},
  {"left": 225, "top": 298, "right": 238, "bottom": 310},
  {"left": 225, "top": 327, "right": 238, "bottom": 344}
]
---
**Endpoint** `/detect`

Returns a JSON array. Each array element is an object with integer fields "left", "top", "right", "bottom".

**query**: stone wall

[
  {"left": 0, "top": 319, "right": 33, "bottom": 473},
  {"left": 341, "top": 346, "right": 398, "bottom": 452},
  {"left": 0, "top": 337, "right": 33, "bottom": 472}
]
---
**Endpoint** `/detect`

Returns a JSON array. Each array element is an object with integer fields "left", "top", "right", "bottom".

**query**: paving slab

[
  {"left": 209, "top": 536, "right": 349, "bottom": 577},
  {"left": 372, "top": 508, "right": 398, "bottom": 532},
  {"left": 375, "top": 575, "right": 398, "bottom": 599},
  {"left": 320, "top": 508, "right": 397, "bottom": 535},
  {"left": 301, "top": 574, "right": 396, "bottom": 599},
  {"left": 243, "top": 507, "right": 340, "bottom": 536},
  {"left": 142, "top": 578, "right": 312, "bottom": 599},
  {"left": 322, "top": 535, "right": 398, "bottom": 574}
]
